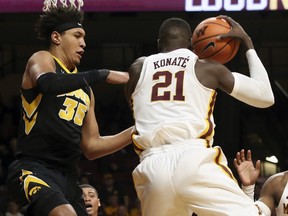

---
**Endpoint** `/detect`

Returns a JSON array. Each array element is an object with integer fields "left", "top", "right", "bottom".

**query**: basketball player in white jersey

[
  {"left": 124, "top": 16, "right": 274, "bottom": 216},
  {"left": 234, "top": 149, "right": 288, "bottom": 216}
]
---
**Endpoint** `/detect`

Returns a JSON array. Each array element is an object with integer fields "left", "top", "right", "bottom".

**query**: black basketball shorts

[{"left": 6, "top": 159, "right": 88, "bottom": 216}]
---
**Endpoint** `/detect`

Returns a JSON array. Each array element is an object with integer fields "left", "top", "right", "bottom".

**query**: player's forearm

[
  {"left": 241, "top": 35, "right": 254, "bottom": 51},
  {"left": 106, "top": 70, "right": 129, "bottom": 84},
  {"left": 84, "top": 126, "right": 133, "bottom": 160},
  {"left": 36, "top": 69, "right": 110, "bottom": 95},
  {"left": 230, "top": 49, "right": 274, "bottom": 108}
]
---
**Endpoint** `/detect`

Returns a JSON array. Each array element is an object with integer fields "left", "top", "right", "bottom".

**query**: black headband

[{"left": 53, "top": 21, "right": 83, "bottom": 33}]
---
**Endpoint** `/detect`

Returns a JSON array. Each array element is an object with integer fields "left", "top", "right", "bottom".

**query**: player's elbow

[
  {"left": 262, "top": 98, "right": 275, "bottom": 108},
  {"left": 82, "top": 149, "right": 100, "bottom": 161},
  {"left": 84, "top": 152, "right": 96, "bottom": 161},
  {"left": 81, "top": 144, "right": 98, "bottom": 161},
  {"left": 257, "top": 95, "right": 275, "bottom": 108}
]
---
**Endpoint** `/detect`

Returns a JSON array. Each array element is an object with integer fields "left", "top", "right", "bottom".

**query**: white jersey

[
  {"left": 276, "top": 180, "right": 288, "bottom": 215},
  {"left": 131, "top": 48, "right": 217, "bottom": 152}
]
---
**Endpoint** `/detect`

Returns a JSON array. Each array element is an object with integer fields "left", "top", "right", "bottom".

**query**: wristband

[{"left": 241, "top": 184, "right": 255, "bottom": 200}]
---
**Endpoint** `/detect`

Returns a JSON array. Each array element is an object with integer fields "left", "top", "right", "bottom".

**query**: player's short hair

[
  {"left": 158, "top": 17, "right": 192, "bottom": 52},
  {"left": 79, "top": 184, "right": 99, "bottom": 196},
  {"left": 34, "top": 6, "right": 84, "bottom": 42}
]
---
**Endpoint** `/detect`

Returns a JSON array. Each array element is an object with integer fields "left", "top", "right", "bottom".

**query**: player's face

[
  {"left": 82, "top": 187, "right": 100, "bottom": 216},
  {"left": 60, "top": 28, "right": 86, "bottom": 68}
]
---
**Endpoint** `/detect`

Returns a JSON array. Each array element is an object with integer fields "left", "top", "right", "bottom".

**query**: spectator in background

[
  {"left": 104, "top": 193, "right": 120, "bottom": 216},
  {"left": 0, "top": 142, "right": 7, "bottom": 185},
  {"left": 99, "top": 173, "right": 128, "bottom": 208},
  {"left": 79, "top": 174, "right": 94, "bottom": 186},
  {"left": 80, "top": 184, "right": 105, "bottom": 216},
  {"left": 4, "top": 200, "right": 23, "bottom": 216},
  {"left": 129, "top": 198, "right": 141, "bottom": 216},
  {"left": 117, "top": 205, "right": 130, "bottom": 216},
  {"left": 1, "top": 138, "right": 18, "bottom": 182}
]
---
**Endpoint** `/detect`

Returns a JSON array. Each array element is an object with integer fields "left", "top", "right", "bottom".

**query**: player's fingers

[
  {"left": 216, "top": 15, "right": 229, "bottom": 23},
  {"left": 235, "top": 152, "right": 243, "bottom": 165},
  {"left": 240, "top": 149, "right": 246, "bottom": 161},
  {"left": 255, "top": 160, "right": 261, "bottom": 172},
  {"left": 217, "top": 33, "right": 231, "bottom": 40},
  {"left": 215, "top": 15, "right": 233, "bottom": 40},
  {"left": 216, "top": 15, "right": 235, "bottom": 27},
  {"left": 235, "top": 151, "right": 241, "bottom": 161},
  {"left": 233, "top": 158, "right": 239, "bottom": 168},
  {"left": 246, "top": 149, "right": 252, "bottom": 161}
]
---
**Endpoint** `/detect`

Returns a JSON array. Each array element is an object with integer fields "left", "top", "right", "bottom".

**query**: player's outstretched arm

[
  {"left": 106, "top": 70, "right": 129, "bottom": 84},
  {"left": 255, "top": 174, "right": 278, "bottom": 216},
  {"left": 80, "top": 90, "right": 133, "bottom": 160},
  {"left": 217, "top": 16, "right": 274, "bottom": 108},
  {"left": 234, "top": 149, "right": 261, "bottom": 186},
  {"left": 234, "top": 149, "right": 261, "bottom": 201}
]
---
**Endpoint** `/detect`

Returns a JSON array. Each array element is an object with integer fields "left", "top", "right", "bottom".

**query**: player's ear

[{"left": 51, "top": 31, "right": 61, "bottom": 45}]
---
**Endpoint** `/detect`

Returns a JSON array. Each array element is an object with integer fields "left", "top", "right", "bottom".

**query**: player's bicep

[
  {"left": 217, "top": 68, "right": 235, "bottom": 94},
  {"left": 195, "top": 59, "right": 234, "bottom": 93},
  {"left": 258, "top": 178, "right": 276, "bottom": 211}
]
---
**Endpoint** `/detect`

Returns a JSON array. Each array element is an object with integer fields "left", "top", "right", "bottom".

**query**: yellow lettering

[
  {"left": 58, "top": 89, "right": 90, "bottom": 107},
  {"left": 58, "top": 89, "right": 90, "bottom": 125}
]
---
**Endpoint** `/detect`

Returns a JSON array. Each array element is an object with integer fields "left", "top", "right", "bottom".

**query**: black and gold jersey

[{"left": 17, "top": 56, "right": 91, "bottom": 175}]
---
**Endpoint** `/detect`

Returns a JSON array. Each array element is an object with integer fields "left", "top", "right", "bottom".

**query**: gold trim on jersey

[
  {"left": 199, "top": 91, "right": 217, "bottom": 147},
  {"left": 130, "top": 99, "right": 143, "bottom": 153},
  {"left": 19, "top": 169, "right": 33, "bottom": 182},
  {"left": 52, "top": 55, "right": 77, "bottom": 74},
  {"left": 214, "top": 147, "right": 237, "bottom": 182},
  {"left": 19, "top": 169, "right": 51, "bottom": 202},
  {"left": 57, "top": 89, "right": 90, "bottom": 126},
  {"left": 22, "top": 93, "right": 42, "bottom": 135},
  {"left": 131, "top": 132, "right": 145, "bottom": 154}
]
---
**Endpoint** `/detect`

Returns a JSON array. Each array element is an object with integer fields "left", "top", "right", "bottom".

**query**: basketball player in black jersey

[{"left": 6, "top": 1, "right": 133, "bottom": 216}]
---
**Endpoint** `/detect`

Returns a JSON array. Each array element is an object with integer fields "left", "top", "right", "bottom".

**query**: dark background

[{"left": 0, "top": 9, "right": 288, "bottom": 207}]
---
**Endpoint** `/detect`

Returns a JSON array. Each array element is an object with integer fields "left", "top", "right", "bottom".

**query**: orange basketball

[{"left": 192, "top": 17, "right": 240, "bottom": 64}]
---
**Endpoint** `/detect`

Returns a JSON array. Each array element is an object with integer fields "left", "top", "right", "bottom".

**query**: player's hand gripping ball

[{"left": 192, "top": 17, "right": 240, "bottom": 64}]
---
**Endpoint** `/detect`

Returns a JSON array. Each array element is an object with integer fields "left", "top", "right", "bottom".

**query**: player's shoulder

[
  {"left": 30, "top": 50, "right": 52, "bottom": 59},
  {"left": 28, "top": 50, "right": 53, "bottom": 64},
  {"left": 195, "top": 58, "right": 228, "bottom": 74},
  {"left": 265, "top": 171, "right": 288, "bottom": 187},
  {"left": 135, "top": 56, "right": 147, "bottom": 64},
  {"left": 131, "top": 56, "right": 147, "bottom": 69}
]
